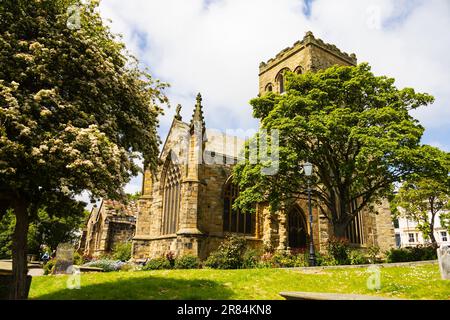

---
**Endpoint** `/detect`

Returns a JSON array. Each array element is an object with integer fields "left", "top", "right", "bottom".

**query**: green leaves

[
  {"left": 0, "top": 0, "right": 167, "bottom": 205},
  {"left": 393, "top": 162, "right": 450, "bottom": 244},
  {"left": 234, "top": 63, "right": 438, "bottom": 235}
]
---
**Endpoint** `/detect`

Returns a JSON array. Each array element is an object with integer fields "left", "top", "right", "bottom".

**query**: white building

[{"left": 394, "top": 211, "right": 449, "bottom": 248}]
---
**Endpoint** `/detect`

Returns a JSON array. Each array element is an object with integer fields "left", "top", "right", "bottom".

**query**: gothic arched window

[
  {"left": 223, "top": 180, "right": 254, "bottom": 235},
  {"left": 265, "top": 83, "right": 273, "bottom": 92},
  {"left": 161, "top": 158, "right": 181, "bottom": 235},
  {"left": 276, "top": 68, "right": 290, "bottom": 94},
  {"left": 294, "top": 66, "right": 303, "bottom": 74}
]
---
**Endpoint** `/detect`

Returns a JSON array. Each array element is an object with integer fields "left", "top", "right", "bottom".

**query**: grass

[{"left": 29, "top": 263, "right": 450, "bottom": 300}]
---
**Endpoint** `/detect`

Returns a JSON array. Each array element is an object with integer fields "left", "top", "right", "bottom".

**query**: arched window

[
  {"left": 294, "top": 66, "right": 303, "bottom": 74},
  {"left": 161, "top": 158, "right": 181, "bottom": 235},
  {"left": 223, "top": 180, "right": 254, "bottom": 235},
  {"left": 276, "top": 68, "right": 290, "bottom": 94},
  {"left": 265, "top": 83, "right": 273, "bottom": 92}
]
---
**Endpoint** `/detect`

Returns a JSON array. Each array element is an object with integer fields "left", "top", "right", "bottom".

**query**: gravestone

[
  {"left": 437, "top": 245, "right": 450, "bottom": 280},
  {"left": 54, "top": 243, "right": 74, "bottom": 275}
]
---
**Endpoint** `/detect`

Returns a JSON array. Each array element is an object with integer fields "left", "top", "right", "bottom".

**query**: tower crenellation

[
  {"left": 258, "top": 31, "right": 357, "bottom": 95},
  {"left": 259, "top": 31, "right": 357, "bottom": 72}
]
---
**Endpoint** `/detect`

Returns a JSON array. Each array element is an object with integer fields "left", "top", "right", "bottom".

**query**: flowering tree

[{"left": 0, "top": 0, "right": 167, "bottom": 298}]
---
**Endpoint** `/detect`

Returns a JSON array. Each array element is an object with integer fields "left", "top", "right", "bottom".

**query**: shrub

[
  {"left": 204, "top": 235, "right": 247, "bottom": 269},
  {"left": 367, "top": 246, "right": 381, "bottom": 263},
  {"left": 410, "top": 245, "right": 437, "bottom": 261},
  {"left": 165, "top": 251, "right": 176, "bottom": 268},
  {"left": 258, "top": 252, "right": 274, "bottom": 268},
  {"left": 270, "top": 251, "right": 308, "bottom": 268},
  {"left": 327, "top": 237, "right": 350, "bottom": 265},
  {"left": 315, "top": 252, "right": 337, "bottom": 266},
  {"left": 73, "top": 252, "right": 83, "bottom": 266},
  {"left": 174, "top": 255, "right": 200, "bottom": 269},
  {"left": 142, "top": 257, "right": 172, "bottom": 270},
  {"left": 204, "top": 251, "right": 229, "bottom": 269},
  {"left": 98, "top": 252, "right": 113, "bottom": 260},
  {"left": 386, "top": 245, "right": 437, "bottom": 263},
  {"left": 386, "top": 248, "right": 409, "bottom": 263},
  {"left": 348, "top": 250, "right": 369, "bottom": 265},
  {"left": 241, "top": 248, "right": 262, "bottom": 269},
  {"left": 83, "top": 259, "right": 124, "bottom": 272},
  {"left": 112, "top": 242, "right": 132, "bottom": 262},
  {"left": 43, "top": 259, "right": 56, "bottom": 275}
]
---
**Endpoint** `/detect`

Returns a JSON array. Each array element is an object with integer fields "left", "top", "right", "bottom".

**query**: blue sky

[{"left": 92, "top": 0, "right": 450, "bottom": 202}]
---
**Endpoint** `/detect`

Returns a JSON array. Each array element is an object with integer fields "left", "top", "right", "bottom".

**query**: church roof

[
  {"left": 99, "top": 199, "right": 138, "bottom": 218},
  {"left": 160, "top": 118, "right": 245, "bottom": 160},
  {"left": 204, "top": 128, "right": 246, "bottom": 159},
  {"left": 160, "top": 93, "right": 246, "bottom": 161}
]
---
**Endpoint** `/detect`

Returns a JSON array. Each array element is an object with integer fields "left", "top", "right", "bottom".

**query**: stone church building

[
  {"left": 80, "top": 199, "right": 137, "bottom": 257},
  {"left": 132, "top": 31, "right": 395, "bottom": 261}
]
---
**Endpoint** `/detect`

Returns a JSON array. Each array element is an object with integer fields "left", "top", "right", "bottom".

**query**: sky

[{"left": 81, "top": 0, "right": 450, "bottom": 207}]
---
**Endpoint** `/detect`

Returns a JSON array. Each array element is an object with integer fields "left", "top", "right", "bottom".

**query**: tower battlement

[
  {"left": 258, "top": 31, "right": 357, "bottom": 95},
  {"left": 259, "top": 31, "right": 357, "bottom": 73}
]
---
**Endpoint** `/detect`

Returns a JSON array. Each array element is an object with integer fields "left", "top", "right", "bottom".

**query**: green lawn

[{"left": 29, "top": 263, "right": 450, "bottom": 300}]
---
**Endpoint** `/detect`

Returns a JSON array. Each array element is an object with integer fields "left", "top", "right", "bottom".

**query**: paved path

[
  {"left": 0, "top": 260, "right": 44, "bottom": 276},
  {"left": 27, "top": 268, "right": 44, "bottom": 276}
]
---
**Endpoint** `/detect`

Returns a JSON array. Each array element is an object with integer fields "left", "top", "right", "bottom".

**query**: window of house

[
  {"left": 265, "top": 83, "right": 273, "bottom": 92},
  {"left": 408, "top": 233, "right": 415, "bottom": 243},
  {"left": 161, "top": 158, "right": 181, "bottom": 235},
  {"left": 223, "top": 180, "right": 254, "bottom": 235},
  {"left": 395, "top": 234, "right": 401, "bottom": 248},
  {"left": 441, "top": 231, "right": 448, "bottom": 242},
  {"left": 393, "top": 218, "right": 399, "bottom": 229}
]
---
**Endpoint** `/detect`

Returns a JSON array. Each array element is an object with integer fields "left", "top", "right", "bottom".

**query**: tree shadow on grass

[{"left": 33, "top": 274, "right": 234, "bottom": 300}]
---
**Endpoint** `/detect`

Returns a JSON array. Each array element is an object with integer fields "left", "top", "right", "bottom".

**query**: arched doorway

[{"left": 288, "top": 206, "right": 307, "bottom": 249}]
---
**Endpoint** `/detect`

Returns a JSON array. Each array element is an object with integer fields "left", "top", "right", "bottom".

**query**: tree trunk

[
  {"left": 428, "top": 231, "right": 437, "bottom": 248},
  {"left": 429, "top": 213, "right": 437, "bottom": 248},
  {"left": 429, "top": 198, "right": 438, "bottom": 248},
  {"left": 10, "top": 200, "right": 30, "bottom": 300}
]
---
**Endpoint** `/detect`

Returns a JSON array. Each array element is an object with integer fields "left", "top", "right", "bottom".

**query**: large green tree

[
  {"left": 0, "top": 0, "right": 167, "bottom": 298},
  {"left": 392, "top": 146, "right": 450, "bottom": 247},
  {"left": 234, "top": 63, "right": 434, "bottom": 239}
]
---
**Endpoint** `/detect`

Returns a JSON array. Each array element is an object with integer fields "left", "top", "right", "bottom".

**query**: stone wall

[
  {"left": 107, "top": 220, "right": 135, "bottom": 251},
  {"left": 373, "top": 199, "right": 396, "bottom": 253},
  {"left": 83, "top": 200, "right": 137, "bottom": 257}
]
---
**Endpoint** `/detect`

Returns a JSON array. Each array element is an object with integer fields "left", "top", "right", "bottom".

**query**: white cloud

[
  {"left": 307, "top": 0, "right": 450, "bottom": 127},
  {"left": 95, "top": 0, "right": 450, "bottom": 200},
  {"left": 98, "top": 0, "right": 450, "bottom": 126}
]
